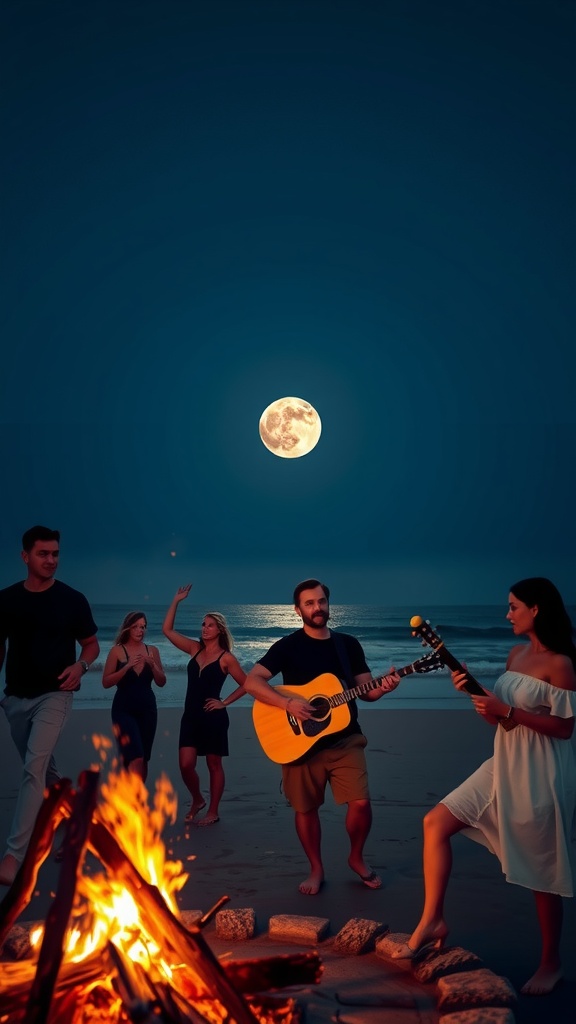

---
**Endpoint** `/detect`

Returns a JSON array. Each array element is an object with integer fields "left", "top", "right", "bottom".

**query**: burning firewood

[
  {"left": 24, "top": 771, "right": 100, "bottom": 1024},
  {"left": 0, "top": 763, "right": 322, "bottom": 1024},
  {"left": 0, "top": 779, "right": 74, "bottom": 947},
  {"left": 222, "top": 952, "right": 322, "bottom": 993}
]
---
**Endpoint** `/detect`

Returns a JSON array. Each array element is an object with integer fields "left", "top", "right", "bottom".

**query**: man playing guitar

[{"left": 244, "top": 579, "right": 400, "bottom": 895}]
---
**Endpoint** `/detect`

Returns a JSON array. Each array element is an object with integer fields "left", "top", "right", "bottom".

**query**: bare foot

[
  {"left": 521, "top": 966, "right": 563, "bottom": 996},
  {"left": 194, "top": 815, "right": 220, "bottom": 827},
  {"left": 348, "top": 857, "right": 381, "bottom": 887},
  {"left": 0, "top": 854, "right": 20, "bottom": 886},
  {"left": 184, "top": 800, "right": 206, "bottom": 822},
  {"left": 298, "top": 871, "right": 324, "bottom": 895}
]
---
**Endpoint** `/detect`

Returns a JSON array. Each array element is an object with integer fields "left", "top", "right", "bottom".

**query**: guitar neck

[
  {"left": 330, "top": 663, "right": 414, "bottom": 707},
  {"left": 427, "top": 642, "right": 485, "bottom": 696}
]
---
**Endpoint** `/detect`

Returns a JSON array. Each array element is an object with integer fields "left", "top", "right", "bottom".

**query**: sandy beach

[{"left": 1, "top": 704, "right": 574, "bottom": 1022}]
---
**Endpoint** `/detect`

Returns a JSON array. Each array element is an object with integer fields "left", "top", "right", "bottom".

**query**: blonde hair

[
  {"left": 204, "top": 612, "right": 233, "bottom": 652},
  {"left": 115, "top": 611, "right": 147, "bottom": 646}
]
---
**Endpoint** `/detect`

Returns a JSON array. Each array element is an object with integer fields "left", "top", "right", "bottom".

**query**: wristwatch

[{"left": 80, "top": 660, "right": 89, "bottom": 674}]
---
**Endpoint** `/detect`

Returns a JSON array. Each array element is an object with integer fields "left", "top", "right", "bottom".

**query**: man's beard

[{"left": 300, "top": 610, "right": 329, "bottom": 630}]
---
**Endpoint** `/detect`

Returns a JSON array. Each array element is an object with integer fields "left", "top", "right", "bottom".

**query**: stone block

[
  {"left": 439, "top": 1009, "right": 516, "bottom": 1024},
  {"left": 333, "top": 917, "right": 388, "bottom": 955},
  {"left": 215, "top": 908, "right": 256, "bottom": 941},
  {"left": 0, "top": 925, "right": 31, "bottom": 960},
  {"left": 375, "top": 931, "right": 411, "bottom": 960},
  {"left": 268, "top": 914, "right": 330, "bottom": 945},
  {"left": 414, "top": 946, "right": 484, "bottom": 983},
  {"left": 437, "top": 969, "right": 517, "bottom": 1013}
]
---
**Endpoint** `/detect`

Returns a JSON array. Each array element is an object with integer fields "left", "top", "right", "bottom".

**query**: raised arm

[{"left": 162, "top": 585, "right": 197, "bottom": 655}]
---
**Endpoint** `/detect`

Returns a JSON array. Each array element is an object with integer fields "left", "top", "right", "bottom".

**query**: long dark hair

[
  {"left": 115, "top": 611, "right": 147, "bottom": 646},
  {"left": 510, "top": 578, "right": 576, "bottom": 668}
]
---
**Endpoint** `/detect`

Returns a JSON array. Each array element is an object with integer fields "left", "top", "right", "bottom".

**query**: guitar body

[
  {"left": 252, "top": 652, "right": 441, "bottom": 763},
  {"left": 252, "top": 674, "right": 353, "bottom": 764}
]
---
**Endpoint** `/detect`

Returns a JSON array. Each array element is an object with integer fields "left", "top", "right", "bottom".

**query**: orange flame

[
  {"left": 32, "top": 748, "right": 189, "bottom": 971},
  {"left": 2, "top": 741, "right": 261, "bottom": 1024}
]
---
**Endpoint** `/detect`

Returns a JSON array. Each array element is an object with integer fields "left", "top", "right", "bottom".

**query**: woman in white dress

[{"left": 392, "top": 578, "right": 576, "bottom": 996}]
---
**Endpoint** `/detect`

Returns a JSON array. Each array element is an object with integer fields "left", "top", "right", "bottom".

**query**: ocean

[{"left": 76, "top": 603, "right": 535, "bottom": 711}]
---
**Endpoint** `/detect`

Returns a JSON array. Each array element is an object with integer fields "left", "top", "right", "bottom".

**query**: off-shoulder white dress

[{"left": 442, "top": 671, "right": 576, "bottom": 897}]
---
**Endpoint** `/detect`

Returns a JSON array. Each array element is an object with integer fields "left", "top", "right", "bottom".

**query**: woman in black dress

[
  {"left": 102, "top": 611, "right": 167, "bottom": 781},
  {"left": 163, "top": 585, "right": 246, "bottom": 826}
]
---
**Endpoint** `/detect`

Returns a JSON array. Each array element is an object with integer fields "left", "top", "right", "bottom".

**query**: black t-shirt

[
  {"left": 0, "top": 580, "right": 98, "bottom": 698},
  {"left": 257, "top": 629, "right": 370, "bottom": 750}
]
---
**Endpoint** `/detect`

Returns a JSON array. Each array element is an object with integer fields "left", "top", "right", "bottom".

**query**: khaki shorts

[{"left": 281, "top": 733, "right": 370, "bottom": 813}]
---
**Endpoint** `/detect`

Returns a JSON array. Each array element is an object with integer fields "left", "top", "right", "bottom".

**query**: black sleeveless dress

[
  {"left": 111, "top": 644, "right": 158, "bottom": 767},
  {"left": 179, "top": 650, "right": 230, "bottom": 755}
]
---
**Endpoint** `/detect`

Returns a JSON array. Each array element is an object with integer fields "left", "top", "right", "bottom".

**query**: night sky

[{"left": 1, "top": 0, "right": 574, "bottom": 606}]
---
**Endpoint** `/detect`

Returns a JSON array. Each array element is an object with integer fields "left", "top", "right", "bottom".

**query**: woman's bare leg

[
  {"left": 405, "top": 803, "right": 466, "bottom": 951},
  {"left": 195, "top": 754, "right": 225, "bottom": 824},
  {"left": 521, "top": 891, "right": 564, "bottom": 995},
  {"left": 179, "top": 746, "right": 206, "bottom": 818}
]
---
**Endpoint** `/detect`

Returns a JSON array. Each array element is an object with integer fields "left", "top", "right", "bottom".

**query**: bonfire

[{"left": 0, "top": 738, "right": 320, "bottom": 1024}]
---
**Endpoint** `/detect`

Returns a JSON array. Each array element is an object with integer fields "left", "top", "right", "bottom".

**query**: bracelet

[{"left": 504, "top": 705, "right": 515, "bottom": 721}]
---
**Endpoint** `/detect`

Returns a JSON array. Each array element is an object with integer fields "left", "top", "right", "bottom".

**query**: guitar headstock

[
  {"left": 413, "top": 651, "right": 443, "bottom": 674},
  {"left": 410, "top": 615, "right": 444, "bottom": 652}
]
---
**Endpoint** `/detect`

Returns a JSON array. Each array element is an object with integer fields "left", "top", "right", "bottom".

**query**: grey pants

[{"left": 1, "top": 690, "right": 72, "bottom": 862}]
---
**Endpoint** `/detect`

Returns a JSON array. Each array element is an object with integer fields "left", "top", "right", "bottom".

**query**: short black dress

[
  {"left": 111, "top": 644, "right": 158, "bottom": 767},
  {"left": 179, "top": 650, "right": 230, "bottom": 755}
]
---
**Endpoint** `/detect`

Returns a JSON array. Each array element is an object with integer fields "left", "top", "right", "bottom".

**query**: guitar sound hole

[{"left": 310, "top": 697, "right": 331, "bottom": 722}]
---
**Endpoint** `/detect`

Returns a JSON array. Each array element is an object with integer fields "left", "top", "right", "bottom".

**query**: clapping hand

[{"left": 128, "top": 651, "right": 145, "bottom": 670}]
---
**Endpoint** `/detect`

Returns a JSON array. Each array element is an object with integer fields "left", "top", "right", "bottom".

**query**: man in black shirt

[
  {"left": 244, "top": 579, "right": 399, "bottom": 895},
  {"left": 0, "top": 526, "right": 99, "bottom": 886}
]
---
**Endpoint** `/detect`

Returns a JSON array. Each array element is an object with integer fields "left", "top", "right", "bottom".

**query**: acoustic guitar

[
  {"left": 409, "top": 615, "right": 516, "bottom": 731},
  {"left": 253, "top": 652, "right": 442, "bottom": 763}
]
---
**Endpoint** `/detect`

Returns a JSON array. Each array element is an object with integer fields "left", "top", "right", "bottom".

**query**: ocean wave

[{"left": 435, "top": 624, "right": 511, "bottom": 637}]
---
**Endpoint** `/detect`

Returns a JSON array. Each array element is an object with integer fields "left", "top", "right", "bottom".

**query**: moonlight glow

[{"left": 259, "top": 397, "right": 322, "bottom": 458}]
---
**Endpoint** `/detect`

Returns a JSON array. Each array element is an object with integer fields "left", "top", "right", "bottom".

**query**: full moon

[{"left": 259, "top": 397, "right": 322, "bottom": 458}]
